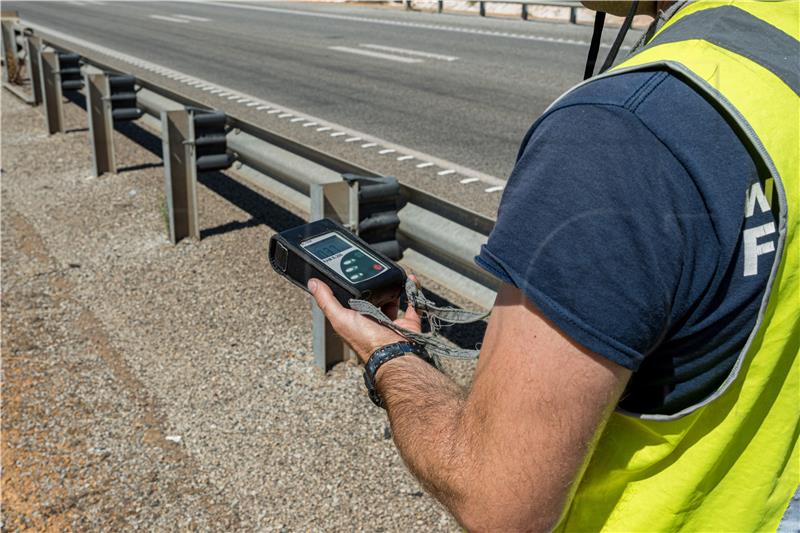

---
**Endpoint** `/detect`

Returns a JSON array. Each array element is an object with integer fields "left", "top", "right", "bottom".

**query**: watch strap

[{"left": 363, "top": 341, "right": 431, "bottom": 408}]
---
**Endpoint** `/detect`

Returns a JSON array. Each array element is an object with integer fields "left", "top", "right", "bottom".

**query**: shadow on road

[{"left": 116, "top": 162, "right": 163, "bottom": 173}]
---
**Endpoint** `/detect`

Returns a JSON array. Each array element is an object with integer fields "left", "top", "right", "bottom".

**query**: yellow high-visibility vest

[{"left": 554, "top": 2, "right": 799, "bottom": 531}]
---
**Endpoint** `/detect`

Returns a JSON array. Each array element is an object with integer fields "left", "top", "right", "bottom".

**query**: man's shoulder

[
  {"left": 551, "top": 70, "right": 671, "bottom": 113},
  {"left": 524, "top": 69, "right": 725, "bottom": 165}
]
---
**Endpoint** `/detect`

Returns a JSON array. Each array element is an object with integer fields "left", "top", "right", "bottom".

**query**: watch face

[{"left": 301, "top": 232, "right": 388, "bottom": 285}]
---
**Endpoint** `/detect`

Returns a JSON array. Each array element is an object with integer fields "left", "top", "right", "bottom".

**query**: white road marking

[
  {"left": 246, "top": 102, "right": 260, "bottom": 107},
  {"left": 379, "top": 149, "right": 396, "bottom": 155},
  {"left": 361, "top": 142, "right": 377, "bottom": 148},
  {"left": 199, "top": 1, "right": 620, "bottom": 48},
  {"left": 227, "top": 94, "right": 241, "bottom": 100},
  {"left": 149, "top": 15, "right": 190, "bottom": 24},
  {"left": 485, "top": 186, "right": 504, "bottom": 193},
  {"left": 278, "top": 113, "right": 293, "bottom": 118},
  {"left": 328, "top": 46, "right": 422, "bottom": 64},
  {"left": 437, "top": 169, "right": 456, "bottom": 176},
  {"left": 361, "top": 44, "right": 458, "bottom": 62},
  {"left": 460, "top": 177, "right": 480, "bottom": 184},
  {"left": 316, "top": 126, "right": 332, "bottom": 132},
  {"left": 210, "top": 89, "right": 224, "bottom": 94},
  {"left": 236, "top": 97, "right": 250, "bottom": 102},
  {"left": 416, "top": 162, "right": 434, "bottom": 168},
  {"left": 173, "top": 14, "right": 211, "bottom": 22},
  {"left": 397, "top": 155, "right": 414, "bottom": 161},
  {"left": 345, "top": 137, "right": 362, "bottom": 142},
  {"left": 330, "top": 132, "right": 346, "bottom": 137},
  {"left": 290, "top": 117, "right": 305, "bottom": 122},
  {"left": 257, "top": 105, "right": 271, "bottom": 110},
  {"left": 267, "top": 109, "right": 282, "bottom": 114},
  {"left": 302, "top": 122, "right": 318, "bottom": 127}
]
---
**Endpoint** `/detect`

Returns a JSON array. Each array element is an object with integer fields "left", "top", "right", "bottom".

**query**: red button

[{"left": 372, "top": 264, "right": 383, "bottom": 270}]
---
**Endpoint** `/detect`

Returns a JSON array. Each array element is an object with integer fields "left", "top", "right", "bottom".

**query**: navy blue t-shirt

[{"left": 476, "top": 71, "right": 779, "bottom": 415}]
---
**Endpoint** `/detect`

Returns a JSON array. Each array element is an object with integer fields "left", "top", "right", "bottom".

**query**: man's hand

[{"left": 307, "top": 277, "right": 421, "bottom": 363}]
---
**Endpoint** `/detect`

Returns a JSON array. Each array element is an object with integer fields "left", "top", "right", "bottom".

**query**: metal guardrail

[
  {"left": 402, "top": 0, "right": 581, "bottom": 21},
  {"left": 2, "top": 18, "right": 500, "bottom": 371}
]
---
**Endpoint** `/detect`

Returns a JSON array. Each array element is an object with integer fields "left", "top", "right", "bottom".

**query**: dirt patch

[{"left": 1, "top": 208, "right": 240, "bottom": 530}]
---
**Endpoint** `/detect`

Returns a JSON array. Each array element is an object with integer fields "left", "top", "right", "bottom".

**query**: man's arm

[{"left": 311, "top": 280, "right": 631, "bottom": 531}]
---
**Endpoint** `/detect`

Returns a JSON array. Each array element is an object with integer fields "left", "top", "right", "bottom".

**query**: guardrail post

[
  {"left": 310, "top": 180, "right": 359, "bottom": 372},
  {"left": 1, "top": 15, "right": 18, "bottom": 83},
  {"left": 85, "top": 66, "right": 116, "bottom": 176},
  {"left": 569, "top": 7, "right": 577, "bottom": 24},
  {"left": 438, "top": 1, "right": 443, "bottom": 13},
  {"left": 26, "top": 34, "right": 43, "bottom": 105},
  {"left": 40, "top": 47, "right": 64, "bottom": 134},
  {"left": 479, "top": 1, "right": 485, "bottom": 17},
  {"left": 160, "top": 108, "right": 200, "bottom": 243},
  {"left": 521, "top": 3, "right": 528, "bottom": 20}
]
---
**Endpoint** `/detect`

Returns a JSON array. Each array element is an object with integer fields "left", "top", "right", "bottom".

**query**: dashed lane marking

[
  {"left": 328, "top": 46, "right": 423, "bottom": 64},
  {"left": 148, "top": 15, "right": 190, "bottom": 23},
  {"left": 330, "top": 132, "right": 347, "bottom": 137},
  {"left": 302, "top": 122, "right": 318, "bottom": 127},
  {"left": 460, "top": 177, "right": 480, "bottom": 184},
  {"left": 316, "top": 126, "right": 332, "bottom": 132},
  {"left": 361, "top": 44, "right": 458, "bottom": 62},
  {"left": 438, "top": 169, "right": 456, "bottom": 176},
  {"left": 485, "top": 185, "right": 504, "bottom": 193},
  {"left": 290, "top": 117, "right": 306, "bottom": 122},
  {"left": 345, "top": 137, "right": 362, "bottom": 143},
  {"left": 172, "top": 14, "right": 211, "bottom": 22},
  {"left": 379, "top": 149, "right": 396, "bottom": 155},
  {"left": 257, "top": 105, "right": 271, "bottom": 110},
  {"left": 397, "top": 155, "right": 414, "bottom": 161},
  {"left": 416, "top": 162, "right": 434, "bottom": 168},
  {"left": 361, "top": 142, "right": 377, "bottom": 148}
]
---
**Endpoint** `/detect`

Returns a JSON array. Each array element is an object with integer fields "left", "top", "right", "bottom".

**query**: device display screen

[
  {"left": 304, "top": 235, "right": 351, "bottom": 260},
  {"left": 302, "top": 232, "right": 387, "bottom": 284}
]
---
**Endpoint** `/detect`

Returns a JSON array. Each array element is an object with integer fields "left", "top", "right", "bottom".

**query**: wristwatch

[{"left": 363, "top": 341, "right": 433, "bottom": 408}]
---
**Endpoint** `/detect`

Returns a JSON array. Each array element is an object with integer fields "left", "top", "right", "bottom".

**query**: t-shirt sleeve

[{"left": 476, "top": 104, "right": 712, "bottom": 371}]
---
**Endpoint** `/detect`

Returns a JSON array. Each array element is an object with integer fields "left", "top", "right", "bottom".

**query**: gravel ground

[{"left": 1, "top": 89, "right": 477, "bottom": 531}]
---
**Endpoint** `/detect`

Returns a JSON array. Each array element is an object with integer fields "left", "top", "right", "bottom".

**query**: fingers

[
  {"left": 309, "top": 278, "right": 407, "bottom": 362},
  {"left": 402, "top": 274, "right": 422, "bottom": 330},
  {"left": 404, "top": 301, "right": 421, "bottom": 326}
]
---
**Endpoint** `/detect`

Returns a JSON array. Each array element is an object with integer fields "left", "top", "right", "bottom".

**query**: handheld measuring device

[{"left": 269, "top": 218, "right": 406, "bottom": 307}]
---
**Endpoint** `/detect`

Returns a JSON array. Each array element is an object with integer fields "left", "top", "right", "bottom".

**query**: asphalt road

[{"left": 10, "top": 1, "right": 642, "bottom": 216}]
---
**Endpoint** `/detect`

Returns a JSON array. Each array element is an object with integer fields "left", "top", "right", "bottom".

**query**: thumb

[{"left": 308, "top": 278, "right": 345, "bottom": 325}]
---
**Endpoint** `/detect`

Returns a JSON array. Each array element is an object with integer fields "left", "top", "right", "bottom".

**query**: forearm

[{"left": 376, "top": 355, "right": 476, "bottom": 520}]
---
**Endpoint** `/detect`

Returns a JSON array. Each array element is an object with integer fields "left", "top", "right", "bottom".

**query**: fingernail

[{"left": 308, "top": 279, "right": 318, "bottom": 294}]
